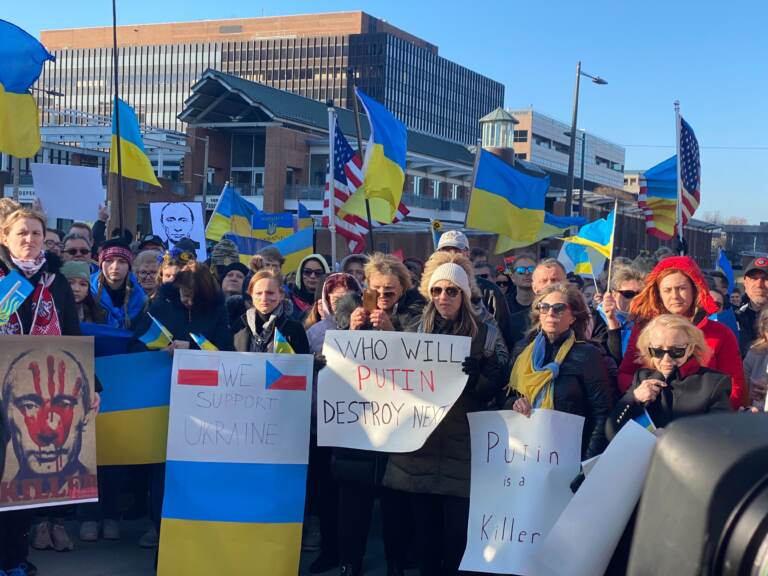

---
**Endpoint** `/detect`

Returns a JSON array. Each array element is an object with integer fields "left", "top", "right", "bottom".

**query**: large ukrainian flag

[
  {"left": 467, "top": 149, "right": 550, "bottom": 245},
  {"left": 96, "top": 352, "right": 172, "bottom": 465},
  {"left": 340, "top": 88, "right": 407, "bottom": 223},
  {"left": 110, "top": 99, "right": 161, "bottom": 187},
  {"left": 0, "top": 20, "right": 54, "bottom": 158},
  {"left": 271, "top": 226, "right": 314, "bottom": 275},
  {"left": 206, "top": 184, "right": 262, "bottom": 243},
  {"left": 638, "top": 155, "right": 677, "bottom": 240},
  {"left": 495, "top": 211, "right": 586, "bottom": 254}
]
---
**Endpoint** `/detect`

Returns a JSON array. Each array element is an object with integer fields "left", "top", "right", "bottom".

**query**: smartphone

[{"left": 363, "top": 288, "right": 378, "bottom": 312}]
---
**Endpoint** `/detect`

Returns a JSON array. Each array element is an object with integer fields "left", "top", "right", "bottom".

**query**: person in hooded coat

[
  {"left": 289, "top": 254, "right": 330, "bottom": 323},
  {"left": 306, "top": 273, "right": 362, "bottom": 353}
]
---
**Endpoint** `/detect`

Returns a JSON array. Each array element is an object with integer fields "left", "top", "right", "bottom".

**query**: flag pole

[
  {"left": 463, "top": 139, "right": 483, "bottom": 228},
  {"left": 350, "top": 78, "right": 376, "bottom": 251},
  {"left": 674, "top": 100, "right": 684, "bottom": 255},
  {"left": 606, "top": 198, "right": 620, "bottom": 292},
  {"left": 327, "top": 102, "right": 338, "bottom": 269},
  {"left": 111, "top": 0, "right": 125, "bottom": 236}
]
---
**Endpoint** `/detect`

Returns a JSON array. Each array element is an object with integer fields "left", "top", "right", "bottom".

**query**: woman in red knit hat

[{"left": 617, "top": 256, "right": 745, "bottom": 409}]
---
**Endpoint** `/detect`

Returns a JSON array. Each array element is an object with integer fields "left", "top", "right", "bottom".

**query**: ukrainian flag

[
  {"left": 563, "top": 210, "right": 615, "bottom": 258},
  {"left": 0, "top": 20, "right": 54, "bottom": 158},
  {"left": 296, "top": 202, "right": 313, "bottom": 231},
  {"left": 340, "top": 88, "right": 407, "bottom": 224},
  {"left": 190, "top": 332, "right": 219, "bottom": 351},
  {"left": 252, "top": 211, "right": 296, "bottom": 244},
  {"left": 495, "top": 211, "right": 586, "bottom": 254},
  {"left": 139, "top": 313, "right": 174, "bottom": 350},
  {"left": 638, "top": 155, "right": 677, "bottom": 240},
  {"left": 467, "top": 149, "right": 550, "bottom": 245},
  {"left": 558, "top": 243, "right": 605, "bottom": 278},
  {"left": 96, "top": 352, "right": 172, "bottom": 465},
  {"left": 110, "top": 99, "right": 161, "bottom": 187},
  {"left": 270, "top": 227, "right": 314, "bottom": 276},
  {"left": 274, "top": 328, "right": 295, "bottom": 354},
  {"left": 206, "top": 184, "right": 263, "bottom": 243}
]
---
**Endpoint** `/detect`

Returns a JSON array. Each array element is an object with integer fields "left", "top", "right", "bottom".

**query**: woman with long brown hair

[{"left": 617, "top": 256, "right": 745, "bottom": 408}]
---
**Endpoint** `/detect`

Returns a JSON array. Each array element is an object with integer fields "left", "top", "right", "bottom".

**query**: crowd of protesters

[{"left": 0, "top": 198, "right": 764, "bottom": 576}]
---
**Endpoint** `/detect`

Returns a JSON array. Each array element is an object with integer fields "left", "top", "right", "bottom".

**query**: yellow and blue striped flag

[
  {"left": 340, "top": 88, "right": 407, "bottom": 224},
  {"left": 110, "top": 99, "right": 161, "bottom": 187},
  {"left": 558, "top": 243, "right": 605, "bottom": 278},
  {"left": 96, "top": 352, "right": 172, "bottom": 465},
  {"left": 0, "top": 270, "right": 34, "bottom": 326},
  {"left": 190, "top": 332, "right": 219, "bottom": 351},
  {"left": 295, "top": 202, "right": 313, "bottom": 231},
  {"left": 271, "top": 226, "right": 314, "bottom": 276},
  {"left": 563, "top": 210, "right": 615, "bottom": 259},
  {"left": 634, "top": 409, "right": 656, "bottom": 433},
  {"left": 252, "top": 211, "right": 295, "bottom": 244},
  {"left": 274, "top": 327, "right": 295, "bottom": 354},
  {"left": 495, "top": 211, "right": 586, "bottom": 254},
  {"left": 638, "top": 155, "right": 677, "bottom": 240},
  {"left": 0, "top": 20, "right": 54, "bottom": 158},
  {"left": 206, "top": 184, "right": 263, "bottom": 244},
  {"left": 139, "top": 313, "right": 174, "bottom": 350}
]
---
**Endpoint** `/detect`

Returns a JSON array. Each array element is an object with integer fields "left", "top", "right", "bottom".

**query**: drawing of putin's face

[
  {"left": 160, "top": 203, "right": 194, "bottom": 243},
  {"left": 2, "top": 350, "right": 92, "bottom": 477}
]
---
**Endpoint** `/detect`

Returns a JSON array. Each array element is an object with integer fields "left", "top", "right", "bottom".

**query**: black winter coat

[
  {"left": 606, "top": 362, "right": 732, "bottom": 440},
  {"left": 0, "top": 247, "right": 80, "bottom": 337},
  {"left": 129, "top": 283, "right": 234, "bottom": 352},
  {"left": 389, "top": 288, "right": 426, "bottom": 332},
  {"left": 506, "top": 331, "right": 612, "bottom": 459},
  {"left": 383, "top": 317, "right": 509, "bottom": 498},
  {"left": 234, "top": 305, "right": 309, "bottom": 354},
  {"left": 736, "top": 305, "right": 759, "bottom": 357}
]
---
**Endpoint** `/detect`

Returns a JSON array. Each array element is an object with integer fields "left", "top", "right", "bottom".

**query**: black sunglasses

[
  {"left": 648, "top": 346, "right": 689, "bottom": 360},
  {"left": 303, "top": 269, "right": 324, "bottom": 277},
  {"left": 617, "top": 290, "right": 640, "bottom": 299},
  {"left": 431, "top": 286, "right": 461, "bottom": 298},
  {"left": 514, "top": 265, "right": 536, "bottom": 274},
  {"left": 66, "top": 248, "right": 91, "bottom": 256},
  {"left": 496, "top": 280, "right": 510, "bottom": 288},
  {"left": 536, "top": 302, "right": 569, "bottom": 315}
]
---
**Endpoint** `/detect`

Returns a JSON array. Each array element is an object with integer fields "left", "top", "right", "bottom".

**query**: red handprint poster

[{"left": 0, "top": 336, "right": 98, "bottom": 511}]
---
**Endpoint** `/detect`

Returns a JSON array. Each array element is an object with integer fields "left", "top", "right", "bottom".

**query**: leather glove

[
  {"left": 461, "top": 356, "right": 483, "bottom": 376},
  {"left": 313, "top": 353, "right": 327, "bottom": 371}
]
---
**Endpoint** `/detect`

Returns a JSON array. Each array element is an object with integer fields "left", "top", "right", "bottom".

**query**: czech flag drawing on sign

[{"left": 266, "top": 360, "right": 306, "bottom": 391}]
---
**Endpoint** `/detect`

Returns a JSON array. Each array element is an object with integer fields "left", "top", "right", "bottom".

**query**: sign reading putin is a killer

[{"left": 317, "top": 330, "right": 471, "bottom": 452}]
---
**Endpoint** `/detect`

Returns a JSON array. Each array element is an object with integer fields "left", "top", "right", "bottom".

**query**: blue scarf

[
  {"left": 597, "top": 304, "right": 633, "bottom": 356},
  {"left": 90, "top": 272, "right": 147, "bottom": 329}
]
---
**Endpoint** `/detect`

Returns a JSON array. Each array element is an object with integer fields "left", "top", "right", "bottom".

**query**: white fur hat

[{"left": 428, "top": 263, "right": 471, "bottom": 299}]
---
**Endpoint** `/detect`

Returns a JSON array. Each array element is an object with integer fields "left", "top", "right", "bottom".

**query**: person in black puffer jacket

[
  {"left": 130, "top": 262, "right": 234, "bottom": 353},
  {"left": 382, "top": 252, "right": 508, "bottom": 576},
  {"left": 506, "top": 282, "right": 612, "bottom": 460}
]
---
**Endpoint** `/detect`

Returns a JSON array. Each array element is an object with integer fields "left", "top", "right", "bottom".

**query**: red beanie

[{"left": 644, "top": 256, "right": 718, "bottom": 316}]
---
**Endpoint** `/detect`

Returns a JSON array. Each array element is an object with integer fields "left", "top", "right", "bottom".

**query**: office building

[{"left": 38, "top": 11, "right": 504, "bottom": 144}]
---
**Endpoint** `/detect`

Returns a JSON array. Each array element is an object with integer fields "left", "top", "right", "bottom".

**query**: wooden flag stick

[{"left": 606, "top": 198, "right": 620, "bottom": 292}]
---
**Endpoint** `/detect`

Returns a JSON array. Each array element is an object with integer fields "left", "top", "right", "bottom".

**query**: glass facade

[{"left": 37, "top": 32, "right": 503, "bottom": 145}]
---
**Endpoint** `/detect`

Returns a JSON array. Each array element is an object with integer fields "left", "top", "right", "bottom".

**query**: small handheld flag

[
  {"left": 716, "top": 248, "right": 735, "bottom": 294},
  {"left": 634, "top": 409, "right": 657, "bottom": 432},
  {"left": 190, "top": 332, "right": 219, "bottom": 352},
  {"left": 563, "top": 210, "right": 615, "bottom": 259},
  {"left": 139, "top": 313, "right": 173, "bottom": 350},
  {"left": 274, "top": 327, "right": 295, "bottom": 354},
  {"left": 0, "top": 271, "right": 34, "bottom": 326}
]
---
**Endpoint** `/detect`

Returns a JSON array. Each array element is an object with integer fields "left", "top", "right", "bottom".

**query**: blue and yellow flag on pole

[
  {"left": 340, "top": 88, "right": 407, "bottom": 224},
  {"left": 0, "top": 20, "right": 54, "bottom": 158},
  {"left": 110, "top": 98, "right": 161, "bottom": 187},
  {"left": 271, "top": 227, "right": 314, "bottom": 275},
  {"left": 206, "top": 184, "right": 263, "bottom": 242},
  {"left": 563, "top": 210, "right": 615, "bottom": 259},
  {"left": 558, "top": 243, "right": 606, "bottom": 278},
  {"left": 495, "top": 211, "right": 586, "bottom": 254},
  {"left": 251, "top": 211, "right": 296, "bottom": 244},
  {"left": 638, "top": 155, "right": 677, "bottom": 240},
  {"left": 295, "top": 202, "right": 313, "bottom": 231},
  {"left": 190, "top": 332, "right": 219, "bottom": 351},
  {"left": 139, "top": 313, "right": 174, "bottom": 350},
  {"left": 274, "top": 327, "right": 295, "bottom": 354}
]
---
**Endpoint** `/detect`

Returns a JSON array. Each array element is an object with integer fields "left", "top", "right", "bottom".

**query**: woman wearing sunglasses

[
  {"left": 607, "top": 314, "right": 731, "bottom": 438},
  {"left": 597, "top": 266, "right": 645, "bottom": 363},
  {"left": 507, "top": 282, "right": 611, "bottom": 459},
  {"left": 383, "top": 251, "right": 508, "bottom": 576},
  {"left": 617, "top": 256, "right": 745, "bottom": 409}
]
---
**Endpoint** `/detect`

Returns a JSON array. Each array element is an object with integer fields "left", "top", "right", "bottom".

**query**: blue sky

[{"left": 9, "top": 0, "right": 768, "bottom": 222}]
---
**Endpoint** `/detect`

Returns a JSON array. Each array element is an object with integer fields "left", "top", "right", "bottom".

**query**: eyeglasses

[
  {"left": 430, "top": 286, "right": 461, "bottom": 298},
  {"left": 66, "top": 248, "right": 91, "bottom": 256},
  {"left": 476, "top": 273, "right": 489, "bottom": 279},
  {"left": 45, "top": 240, "right": 62, "bottom": 248},
  {"left": 496, "top": 280, "right": 510, "bottom": 288},
  {"left": 618, "top": 290, "right": 640, "bottom": 299},
  {"left": 303, "top": 269, "right": 324, "bottom": 277},
  {"left": 374, "top": 289, "right": 397, "bottom": 299},
  {"left": 536, "top": 302, "right": 569, "bottom": 315},
  {"left": 514, "top": 265, "right": 536, "bottom": 275},
  {"left": 137, "top": 271, "right": 156, "bottom": 279},
  {"left": 648, "top": 346, "right": 689, "bottom": 360}
]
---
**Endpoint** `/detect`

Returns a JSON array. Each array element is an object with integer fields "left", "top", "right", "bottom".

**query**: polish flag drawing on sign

[{"left": 177, "top": 369, "right": 218, "bottom": 386}]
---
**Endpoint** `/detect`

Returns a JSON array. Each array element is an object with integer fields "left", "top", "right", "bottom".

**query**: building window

[
  {"left": 533, "top": 134, "right": 551, "bottom": 149},
  {"left": 595, "top": 156, "right": 611, "bottom": 169},
  {"left": 514, "top": 130, "right": 528, "bottom": 143},
  {"left": 553, "top": 141, "right": 569, "bottom": 155},
  {"left": 413, "top": 175, "right": 422, "bottom": 196}
]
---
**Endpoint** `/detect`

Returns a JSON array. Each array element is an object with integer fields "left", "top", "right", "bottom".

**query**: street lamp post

[
  {"left": 564, "top": 129, "right": 587, "bottom": 215},
  {"left": 565, "top": 61, "right": 607, "bottom": 217}
]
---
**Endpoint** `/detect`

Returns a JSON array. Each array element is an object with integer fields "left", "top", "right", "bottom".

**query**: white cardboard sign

[
  {"left": 460, "top": 409, "right": 584, "bottom": 575},
  {"left": 317, "top": 330, "right": 471, "bottom": 452},
  {"left": 30, "top": 163, "right": 105, "bottom": 222}
]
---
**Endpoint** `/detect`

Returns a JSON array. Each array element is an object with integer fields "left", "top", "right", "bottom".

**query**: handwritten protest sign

[
  {"left": 158, "top": 350, "right": 313, "bottom": 576},
  {"left": 317, "top": 330, "right": 471, "bottom": 452},
  {"left": 0, "top": 336, "right": 98, "bottom": 511},
  {"left": 532, "top": 421, "right": 657, "bottom": 576},
  {"left": 460, "top": 409, "right": 584, "bottom": 574}
]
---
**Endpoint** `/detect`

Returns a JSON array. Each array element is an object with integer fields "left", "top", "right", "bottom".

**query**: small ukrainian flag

[
  {"left": 274, "top": 327, "right": 295, "bottom": 354},
  {"left": 139, "top": 314, "right": 173, "bottom": 350},
  {"left": 190, "top": 332, "right": 219, "bottom": 351},
  {"left": 634, "top": 409, "right": 657, "bottom": 432}
]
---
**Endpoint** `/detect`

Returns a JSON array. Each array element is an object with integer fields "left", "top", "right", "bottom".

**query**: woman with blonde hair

[
  {"left": 507, "top": 282, "right": 611, "bottom": 459},
  {"left": 607, "top": 314, "right": 731, "bottom": 439},
  {"left": 742, "top": 308, "right": 768, "bottom": 409}
]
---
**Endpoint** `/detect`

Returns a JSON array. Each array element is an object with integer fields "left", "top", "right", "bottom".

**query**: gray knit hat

[
  {"left": 60, "top": 260, "right": 91, "bottom": 282},
  {"left": 210, "top": 239, "right": 239, "bottom": 267},
  {"left": 428, "top": 263, "right": 471, "bottom": 299}
]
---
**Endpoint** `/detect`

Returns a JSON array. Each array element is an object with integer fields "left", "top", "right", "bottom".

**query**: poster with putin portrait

[
  {"left": 150, "top": 202, "right": 208, "bottom": 262},
  {"left": 0, "top": 336, "right": 98, "bottom": 511}
]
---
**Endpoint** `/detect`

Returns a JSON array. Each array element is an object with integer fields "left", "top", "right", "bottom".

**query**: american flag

[
  {"left": 678, "top": 117, "right": 700, "bottom": 227},
  {"left": 323, "top": 117, "right": 408, "bottom": 253}
]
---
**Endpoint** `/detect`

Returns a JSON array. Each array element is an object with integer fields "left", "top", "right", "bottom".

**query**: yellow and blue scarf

[{"left": 509, "top": 331, "right": 575, "bottom": 409}]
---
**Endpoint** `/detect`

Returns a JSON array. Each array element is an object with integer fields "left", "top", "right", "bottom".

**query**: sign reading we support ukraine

[
  {"left": 317, "top": 330, "right": 471, "bottom": 452},
  {"left": 158, "top": 350, "right": 313, "bottom": 576},
  {"left": 460, "top": 410, "right": 583, "bottom": 575}
]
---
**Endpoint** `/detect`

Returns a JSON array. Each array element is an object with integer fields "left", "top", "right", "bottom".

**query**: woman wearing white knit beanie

[{"left": 382, "top": 251, "right": 509, "bottom": 576}]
